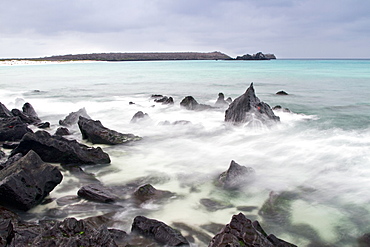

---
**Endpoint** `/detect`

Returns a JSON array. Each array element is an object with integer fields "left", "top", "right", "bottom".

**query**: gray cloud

[{"left": 1, "top": 0, "right": 370, "bottom": 58}]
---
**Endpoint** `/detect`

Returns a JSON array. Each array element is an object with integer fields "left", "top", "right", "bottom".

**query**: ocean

[{"left": 1, "top": 59, "right": 370, "bottom": 246}]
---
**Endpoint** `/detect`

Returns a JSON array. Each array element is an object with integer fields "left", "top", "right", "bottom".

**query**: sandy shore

[{"left": 0, "top": 60, "right": 100, "bottom": 66}]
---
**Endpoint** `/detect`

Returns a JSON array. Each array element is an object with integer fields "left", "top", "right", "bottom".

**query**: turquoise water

[{"left": 1, "top": 60, "right": 370, "bottom": 246}]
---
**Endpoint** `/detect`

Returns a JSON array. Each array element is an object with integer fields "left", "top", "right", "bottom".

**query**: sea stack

[{"left": 225, "top": 83, "right": 280, "bottom": 126}]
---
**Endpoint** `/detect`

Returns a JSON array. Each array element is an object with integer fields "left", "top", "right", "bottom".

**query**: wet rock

[
  {"left": 0, "top": 117, "right": 33, "bottom": 142},
  {"left": 132, "top": 215, "right": 189, "bottom": 246},
  {"left": 215, "top": 93, "right": 229, "bottom": 108},
  {"left": 258, "top": 191, "right": 298, "bottom": 225},
  {"left": 273, "top": 105, "right": 291, "bottom": 112},
  {"left": 35, "top": 122, "right": 50, "bottom": 129},
  {"left": 200, "top": 198, "right": 233, "bottom": 212},
  {"left": 11, "top": 109, "right": 38, "bottom": 124},
  {"left": 133, "top": 184, "right": 175, "bottom": 204},
  {"left": 226, "top": 97, "right": 233, "bottom": 104},
  {"left": 2, "top": 141, "right": 20, "bottom": 149},
  {"left": 78, "top": 116, "right": 141, "bottom": 145},
  {"left": 358, "top": 233, "right": 370, "bottom": 247},
  {"left": 208, "top": 212, "right": 297, "bottom": 247},
  {"left": 22, "top": 102, "right": 40, "bottom": 120},
  {"left": 130, "top": 111, "right": 150, "bottom": 123},
  {"left": 180, "top": 96, "right": 214, "bottom": 111},
  {"left": 236, "top": 206, "right": 258, "bottom": 212},
  {"left": 154, "top": 96, "right": 174, "bottom": 105},
  {"left": 276, "top": 91, "right": 289, "bottom": 95},
  {"left": 0, "top": 153, "right": 23, "bottom": 170},
  {"left": 59, "top": 107, "right": 91, "bottom": 126},
  {"left": 0, "top": 103, "right": 13, "bottom": 118},
  {"left": 225, "top": 83, "right": 280, "bottom": 125},
  {"left": 56, "top": 195, "right": 82, "bottom": 206},
  {"left": 78, "top": 183, "right": 119, "bottom": 203},
  {"left": 11, "top": 130, "right": 110, "bottom": 165},
  {"left": 0, "top": 150, "right": 63, "bottom": 211},
  {"left": 218, "top": 160, "right": 255, "bottom": 189},
  {"left": 54, "top": 127, "right": 71, "bottom": 136}
]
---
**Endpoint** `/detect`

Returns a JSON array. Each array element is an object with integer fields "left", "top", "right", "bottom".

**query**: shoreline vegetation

[{"left": 0, "top": 51, "right": 276, "bottom": 65}]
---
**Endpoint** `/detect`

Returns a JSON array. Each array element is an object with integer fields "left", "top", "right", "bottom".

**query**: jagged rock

[
  {"left": 133, "top": 184, "right": 174, "bottom": 204},
  {"left": 276, "top": 91, "right": 289, "bottom": 95},
  {"left": 154, "top": 96, "right": 174, "bottom": 105},
  {"left": 78, "top": 183, "right": 119, "bottom": 203},
  {"left": 235, "top": 52, "right": 276, "bottom": 60},
  {"left": 0, "top": 117, "right": 33, "bottom": 142},
  {"left": 132, "top": 215, "right": 189, "bottom": 246},
  {"left": 54, "top": 127, "right": 71, "bottom": 136},
  {"left": 22, "top": 102, "right": 41, "bottom": 122},
  {"left": 0, "top": 153, "right": 22, "bottom": 170},
  {"left": 226, "top": 97, "right": 233, "bottom": 103},
  {"left": 59, "top": 108, "right": 91, "bottom": 126},
  {"left": 215, "top": 93, "right": 229, "bottom": 107},
  {"left": 11, "top": 130, "right": 110, "bottom": 165},
  {"left": 0, "top": 103, "right": 12, "bottom": 118},
  {"left": 180, "top": 96, "right": 214, "bottom": 111},
  {"left": 78, "top": 116, "right": 141, "bottom": 145},
  {"left": 208, "top": 213, "right": 296, "bottom": 247},
  {"left": 225, "top": 83, "right": 280, "bottom": 126},
  {"left": 0, "top": 150, "right": 63, "bottom": 211},
  {"left": 130, "top": 111, "right": 150, "bottom": 123},
  {"left": 218, "top": 160, "right": 255, "bottom": 189},
  {"left": 11, "top": 109, "right": 38, "bottom": 124}
]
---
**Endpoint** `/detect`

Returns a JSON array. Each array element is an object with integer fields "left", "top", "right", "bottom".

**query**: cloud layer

[{"left": 1, "top": 0, "right": 370, "bottom": 58}]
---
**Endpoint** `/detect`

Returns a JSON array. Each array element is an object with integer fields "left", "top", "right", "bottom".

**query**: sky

[{"left": 1, "top": 0, "right": 370, "bottom": 59}]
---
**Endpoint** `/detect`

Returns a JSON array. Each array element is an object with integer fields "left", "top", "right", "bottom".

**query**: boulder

[
  {"left": 180, "top": 96, "right": 214, "bottom": 111},
  {"left": 276, "top": 91, "right": 289, "bottom": 95},
  {"left": 0, "top": 103, "right": 12, "bottom": 118},
  {"left": 154, "top": 96, "right": 174, "bottom": 105},
  {"left": 215, "top": 93, "right": 229, "bottom": 108},
  {"left": 0, "top": 117, "right": 33, "bottom": 142},
  {"left": 54, "top": 127, "right": 71, "bottom": 136},
  {"left": 133, "top": 184, "right": 174, "bottom": 204},
  {"left": 59, "top": 108, "right": 91, "bottom": 126},
  {"left": 208, "top": 213, "right": 296, "bottom": 247},
  {"left": 11, "top": 130, "right": 110, "bottom": 165},
  {"left": 78, "top": 183, "right": 119, "bottom": 203},
  {"left": 78, "top": 116, "right": 141, "bottom": 145},
  {"left": 0, "top": 153, "right": 22, "bottom": 170},
  {"left": 225, "top": 83, "right": 280, "bottom": 125},
  {"left": 0, "top": 150, "right": 63, "bottom": 211},
  {"left": 132, "top": 215, "right": 189, "bottom": 246},
  {"left": 130, "top": 111, "right": 150, "bottom": 123},
  {"left": 22, "top": 102, "right": 40, "bottom": 120},
  {"left": 11, "top": 109, "right": 38, "bottom": 124},
  {"left": 218, "top": 160, "right": 255, "bottom": 189}
]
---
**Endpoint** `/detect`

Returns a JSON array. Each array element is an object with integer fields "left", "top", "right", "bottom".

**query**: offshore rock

[
  {"left": 0, "top": 150, "right": 63, "bottom": 211},
  {"left": 180, "top": 96, "right": 214, "bottom": 111},
  {"left": 235, "top": 52, "right": 276, "bottom": 60},
  {"left": 132, "top": 215, "right": 189, "bottom": 246},
  {"left": 208, "top": 213, "right": 296, "bottom": 247},
  {"left": 79, "top": 116, "right": 141, "bottom": 145},
  {"left": 225, "top": 83, "right": 280, "bottom": 125},
  {"left": 218, "top": 160, "right": 255, "bottom": 189},
  {"left": 0, "top": 103, "right": 13, "bottom": 118},
  {"left": 59, "top": 107, "right": 91, "bottom": 126},
  {"left": 130, "top": 111, "right": 150, "bottom": 123},
  {"left": 154, "top": 96, "right": 174, "bottom": 105},
  {"left": 215, "top": 93, "right": 229, "bottom": 108},
  {"left": 276, "top": 90, "right": 289, "bottom": 95},
  {"left": 78, "top": 183, "right": 119, "bottom": 203},
  {"left": 0, "top": 117, "right": 33, "bottom": 142},
  {"left": 11, "top": 130, "right": 110, "bottom": 165}
]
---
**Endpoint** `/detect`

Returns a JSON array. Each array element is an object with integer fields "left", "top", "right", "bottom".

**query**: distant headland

[{"left": 7, "top": 51, "right": 276, "bottom": 62}]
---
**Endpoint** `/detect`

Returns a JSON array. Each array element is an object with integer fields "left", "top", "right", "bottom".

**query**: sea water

[{"left": 1, "top": 59, "right": 370, "bottom": 246}]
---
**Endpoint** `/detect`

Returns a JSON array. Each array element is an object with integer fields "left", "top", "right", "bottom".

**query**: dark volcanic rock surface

[
  {"left": 59, "top": 107, "right": 91, "bottom": 126},
  {"left": 0, "top": 150, "right": 63, "bottom": 211},
  {"left": 132, "top": 215, "right": 189, "bottom": 246},
  {"left": 11, "top": 130, "right": 110, "bottom": 165},
  {"left": 0, "top": 117, "right": 33, "bottom": 142},
  {"left": 218, "top": 160, "right": 255, "bottom": 189},
  {"left": 225, "top": 83, "right": 280, "bottom": 125},
  {"left": 78, "top": 116, "right": 141, "bottom": 145},
  {"left": 208, "top": 213, "right": 296, "bottom": 247},
  {"left": 180, "top": 96, "right": 214, "bottom": 111},
  {"left": 78, "top": 183, "right": 119, "bottom": 203},
  {"left": 0, "top": 103, "right": 12, "bottom": 118}
]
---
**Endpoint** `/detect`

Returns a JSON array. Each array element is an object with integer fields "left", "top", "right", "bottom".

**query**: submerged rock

[
  {"left": 200, "top": 198, "right": 233, "bottom": 212},
  {"left": 59, "top": 108, "right": 91, "bottom": 126},
  {"left": 133, "top": 184, "right": 175, "bottom": 204},
  {"left": 11, "top": 130, "right": 110, "bottom": 165},
  {"left": 78, "top": 183, "right": 119, "bottom": 203},
  {"left": 208, "top": 212, "right": 296, "bottom": 247},
  {"left": 0, "top": 117, "right": 33, "bottom": 142},
  {"left": 276, "top": 90, "right": 289, "bottom": 95},
  {"left": 180, "top": 96, "right": 214, "bottom": 111},
  {"left": 0, "top": 150, "right": 63, "bottom": 211},
  {"left": 225, "top": 83, "right": 280, "bottom": 126},
  {"left": 130, "top": 111, "right": 150, "bottom": 123},
  {"left": 78, "top": 116, "right": 141, "bottom": 145},
  {"left": 132, "top": 215, "right": 189, "bottom": 246},
  {"left": 218, "top": 160, "right": 255, "bottom": 189}
]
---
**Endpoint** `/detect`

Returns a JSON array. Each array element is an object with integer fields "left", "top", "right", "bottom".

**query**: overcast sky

[{"left": 1, "top": 0, "right": 370, "bottom": 58}]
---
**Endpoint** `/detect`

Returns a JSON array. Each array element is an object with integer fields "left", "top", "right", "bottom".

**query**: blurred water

[{"left": 1, "top": 60, "right": 370, "bottom": 246}]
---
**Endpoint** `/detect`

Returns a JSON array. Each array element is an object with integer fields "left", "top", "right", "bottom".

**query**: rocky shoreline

[{"left": 2, "top": 84, "right": 367, "bottom": 246}]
